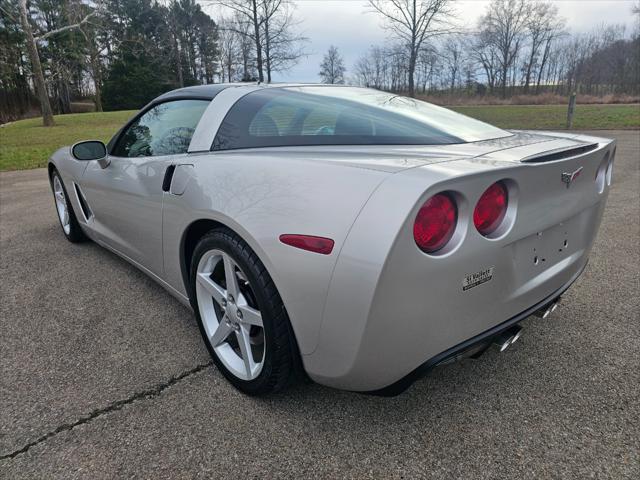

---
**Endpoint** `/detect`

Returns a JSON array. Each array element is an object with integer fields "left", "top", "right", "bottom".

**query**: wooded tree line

[
  {"left": 0, "top": 0, "right": 306, "bottom": 123},
  {"left": 354, "top": 0, "right": 640, "bottom": 99},
  {"left": 1, "top": 0, "right": 638, "bottom": 125}
]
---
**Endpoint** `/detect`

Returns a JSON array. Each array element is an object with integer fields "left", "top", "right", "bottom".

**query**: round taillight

[
  {"left": 413, "top": 193, "right": 457, "bottom": 253},
  {"left": 474, "top": 181, "right": 508, "bottom": 236}
]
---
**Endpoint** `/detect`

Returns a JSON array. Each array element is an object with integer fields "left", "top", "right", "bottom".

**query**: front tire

[
  {"left": 190, "top": 228, "right": 298, "bottom": 395},
  {"left": 50, "top": 169, "right": 87, "bottom": 243}
]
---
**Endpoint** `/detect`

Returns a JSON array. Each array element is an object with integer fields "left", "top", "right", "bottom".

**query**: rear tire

[
  {"left": 50, "top": 169, "right": 87, "bottom": 243},
  {"left": 190, "top": 228, "right": 299, "bottom": 395}
]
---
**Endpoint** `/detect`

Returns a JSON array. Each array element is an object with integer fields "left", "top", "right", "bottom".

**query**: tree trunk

[
  {"left": 524, "top": 47, "right": 536, "bottom": 94},
  {"left": 88, "top": 45, "right": 103, "bottom": 112},
  {"left": 252, "top": 0, "right": 264, "bottom": 82},
  {"left": 535, "top": 39, "right": 552, "bottom": 94},
  {"left": 264, "top": 19, "right": 271, "bottom": 83},
  {"left": 189, "top": 38, "right": 198, "bottom": 80},
  {"left": 174, "top": 34, "right": 184, "bottom": 88},
  {"left": 501, "top": 64, "right": 508, "bottom": 99},
  {"left": 408, "top": 50, "right": 416, "bottom": 97},
  {"left": 58, "top": 76, "right": 71, "bottom": 114},
  {"left": 19, "top": 0, "right": 54, "bottom": 126},
  {"left": 94, "top": 77, "right": 103, "bottom": 112}
]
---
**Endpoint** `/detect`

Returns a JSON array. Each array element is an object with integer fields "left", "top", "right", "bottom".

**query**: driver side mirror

[{"left": 71, "top": 140, "right": 107, "bottom": 161}]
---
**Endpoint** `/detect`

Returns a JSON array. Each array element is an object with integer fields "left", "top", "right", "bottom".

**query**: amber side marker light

[{"left": 279, "top": 234, "right": 335, "bottom": 255}]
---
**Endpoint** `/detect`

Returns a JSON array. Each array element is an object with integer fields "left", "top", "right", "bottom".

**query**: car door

[{"left": 80, "top": 99, "right": 210, "bottom": 276}]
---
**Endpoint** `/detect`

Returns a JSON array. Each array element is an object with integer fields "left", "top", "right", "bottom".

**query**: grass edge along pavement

[{"left": 1, "top": 104, "right": 638, "bottom": 172}]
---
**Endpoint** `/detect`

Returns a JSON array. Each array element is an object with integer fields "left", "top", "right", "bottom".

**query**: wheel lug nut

[
  {"left": 236, "top": 310, "right": 243, "bottom": 319},
  {"left": 228, "top": 294, "right": 234, "bottom": 303}
]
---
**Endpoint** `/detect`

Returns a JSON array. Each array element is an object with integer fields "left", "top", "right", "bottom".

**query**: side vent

[
  {"left": 521, "top": 143, "right": 598, "bottom": 163},
  {"left": 73, "top": 183, "right": 93, "bottom": 221}
]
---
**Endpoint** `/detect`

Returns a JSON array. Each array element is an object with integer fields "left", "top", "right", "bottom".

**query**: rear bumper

[
  {"left": 303, "top": 136, "right": 612, "bottom": 392},
  {"left": 367, "top": 260, "right": 587, "bottom": 396}
]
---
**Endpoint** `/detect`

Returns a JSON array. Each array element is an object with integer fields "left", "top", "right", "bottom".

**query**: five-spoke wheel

[
  {"left": 49, "top": 169, "right": 86, "bottom": 243},
  {"left": 190, "top": 229, "right": 299, "bottom": 395},
  {"left": 196, "top": 249, "right": 265, "bottom": 380},
  {"left": 53, "top": 174, "right": 71, "bottom": 235}
]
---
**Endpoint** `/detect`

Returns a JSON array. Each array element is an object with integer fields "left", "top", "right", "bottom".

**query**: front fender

[
  {"left": 47, "top": 147, "right": 91, "bottom": 226},
  {"left": 48, "top": 146, "right": 88, "bottom": 182}
]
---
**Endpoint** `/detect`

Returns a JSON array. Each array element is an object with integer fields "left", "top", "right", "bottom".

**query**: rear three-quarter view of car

[{"left": 47, "top": 84, "right": 615, "bottom": 395}]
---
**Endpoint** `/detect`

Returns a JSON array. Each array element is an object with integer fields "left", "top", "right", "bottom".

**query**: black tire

[
  {"left": 190, "top": 228, "right": 300, "bottom": 395},
  {"left": 50, "top": 169, "right": 87, "bottom": 243}
]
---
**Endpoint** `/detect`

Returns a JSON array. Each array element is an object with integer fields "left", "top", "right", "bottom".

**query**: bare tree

[
  {"left": 236, "top": 15, "right": 257, "bottom": 80},
  {"left": 522, "top": 1, "right": 564, "bottom": 93},
  {"left": 319, "top": 45, "right": 345, "bottom": 84},
  {"left": 479, "top": 0, "right": 528, "bottom": 98},
  {"left": 18, "top": 0, "right": 102, "bottom": 125},
  {"left": 440, "top": 36, "right": 463, "bottom": 92},
  {"left": 218, "top": 0, "right": 265, "bottom": 81},
  {"left": 18, "top": 0, "right": 54, "bottom": 125},
  {"left": 218, "top": 18, "right": 242, "bottom": 82},
  {"left": 368, "top": 0, "right": 455, "bottom": 97},
  {"left": 214, "top": 0, "right": 305, "bottom": 82},
  {"left": 261, "top": 1, "right": 307, "bottom": 81},
  {"left": 354, "top": 45, "right": 391, "bottom": 89},
  {"left": 471, "top": 29, "right": 500, "bottom": 93},
  {"left": 415, "top": 47, "right": 438, "bottom": 93}
]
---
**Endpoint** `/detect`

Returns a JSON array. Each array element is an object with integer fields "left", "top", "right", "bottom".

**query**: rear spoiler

[{"left": 521, "top": 143, "right": 598, "bottom": 163}]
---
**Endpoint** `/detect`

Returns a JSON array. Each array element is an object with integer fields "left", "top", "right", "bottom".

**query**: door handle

[
  {"left": 162, "top": 164, "right": 193, "bottom": 195},
  {"left": 162, "top": 165, "right": 176, "bottom": 192}
]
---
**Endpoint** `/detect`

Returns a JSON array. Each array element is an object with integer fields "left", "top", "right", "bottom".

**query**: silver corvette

[{"left": 48, "top": 84, "right": 615, "bottom": 395}]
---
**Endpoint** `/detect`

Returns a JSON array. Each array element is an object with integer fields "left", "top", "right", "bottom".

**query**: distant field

[
  {"left": 0, "top": 111, "right": 135, "bottom": 171},
  {"left": 1, "top": 104, "right": 638, "bottom": 171},
  {"left": 451, "top": 104, "right": 640, "bottom": 130}
]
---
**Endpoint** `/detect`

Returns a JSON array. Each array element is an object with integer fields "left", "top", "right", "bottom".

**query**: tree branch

[{"left": 34, "top": 12, "right": 97, "bottom": 42}]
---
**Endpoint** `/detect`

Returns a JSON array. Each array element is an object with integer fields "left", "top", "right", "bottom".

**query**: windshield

[{"left": 212, "top": 86, "right": 511, "bottom": 151}]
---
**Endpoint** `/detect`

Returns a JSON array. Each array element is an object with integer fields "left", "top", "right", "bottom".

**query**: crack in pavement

[{"left": 0, "top": 361, "right": 213, "bottom": 461}]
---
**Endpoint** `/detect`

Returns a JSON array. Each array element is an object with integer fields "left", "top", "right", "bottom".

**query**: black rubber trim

[
  {"left": 162, "top": 165, "right": 176, "bottom": 192},
  {"left": 367, "top": 260, "right": 588, "bottom": 396},
  {"left": 73, "top": 183, "right": 93, "bottom": 221},
  {"left": 521, "top": 143, "right": 598, "bottom": 163}
]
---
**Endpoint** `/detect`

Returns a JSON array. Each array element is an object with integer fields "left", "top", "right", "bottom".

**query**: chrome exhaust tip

[
  {"left": 534, "top": 299, "right": 560, "bottom": 319},
  {"left": 493, "top": 325, "right": 523, "bottom": 352}
]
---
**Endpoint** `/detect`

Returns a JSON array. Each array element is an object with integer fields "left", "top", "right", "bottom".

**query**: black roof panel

[{"left": 154, "top": 84, "right": 233, "bottom": 101}]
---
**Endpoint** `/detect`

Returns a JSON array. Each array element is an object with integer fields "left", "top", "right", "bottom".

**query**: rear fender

[{"left": 161, "top": 153, "right": 390, "bottom": 355}]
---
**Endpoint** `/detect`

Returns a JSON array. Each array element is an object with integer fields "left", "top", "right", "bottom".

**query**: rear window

[{"left": 212, "top": 87, "right": 511, "bottom": 151}]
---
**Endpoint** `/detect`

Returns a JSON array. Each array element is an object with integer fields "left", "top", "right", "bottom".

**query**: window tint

[
  {"left": 113, "top": 100, "right": 209, "bottom": 157},
  {"left": 213, "top": 87, "right": 511, "bottom": 151}
]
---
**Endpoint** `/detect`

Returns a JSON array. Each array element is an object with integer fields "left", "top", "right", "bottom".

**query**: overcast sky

[{"left": 202, "top": 0, "right": 639, "bottom": 83}]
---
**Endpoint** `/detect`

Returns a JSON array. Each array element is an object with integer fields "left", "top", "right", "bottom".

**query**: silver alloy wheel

[
  {"left": 53, "top": 175, "right": 71, "bottom": 235},
  {"left": 196, "top": 249, "right": 265, "bottom": 381}
]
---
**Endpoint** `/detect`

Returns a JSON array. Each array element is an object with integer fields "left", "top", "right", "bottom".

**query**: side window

[{"left": 112, "top": 99, "right": 209, "bottom": 157}]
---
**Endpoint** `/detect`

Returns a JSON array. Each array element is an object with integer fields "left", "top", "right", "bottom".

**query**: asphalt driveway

[{"left": 1, "top": 131, "right": 638, "bottom": 479}]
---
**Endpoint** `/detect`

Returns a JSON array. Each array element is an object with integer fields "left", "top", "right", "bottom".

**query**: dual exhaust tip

[
  {"left": 493, "top": 325, "right": 524, "bottom": 352},
  {"left": 533, "top": 300, "right": 560, "bottom": 319},
  {"left": 493, "top": 299, "right": 560, "bottom": 352}
]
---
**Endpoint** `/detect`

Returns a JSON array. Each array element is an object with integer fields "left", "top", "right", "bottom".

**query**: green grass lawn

[
  {"left": 1, "top": 104, "right": 638, "bottom": 171},
  {"left": 0, "top": 110, "right": 135, "bottom": 171},
  {"left": 451, "top": 104, "right": 640, "bottom": 130}
]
